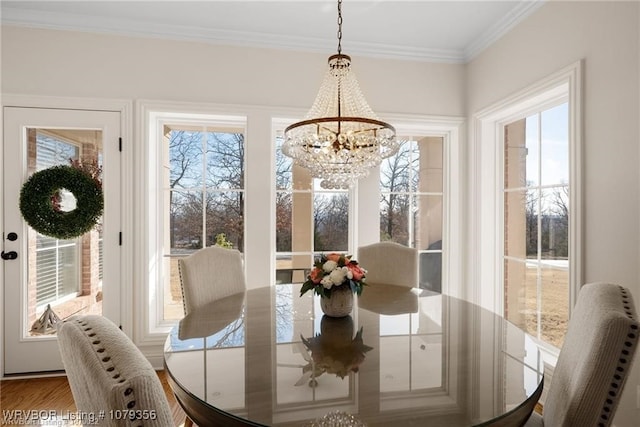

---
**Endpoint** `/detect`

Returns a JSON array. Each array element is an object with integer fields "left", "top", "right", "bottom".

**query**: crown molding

[
  {"left": 464, "top": 0, "right": 546, "bottom": 62},
  {"left": 2, "top": 2, "right": 544, "bottom": 64}
]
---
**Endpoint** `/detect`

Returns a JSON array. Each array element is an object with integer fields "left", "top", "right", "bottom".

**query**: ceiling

[{"left": 0, "top": 0, "right": 544, "bottom": 63}]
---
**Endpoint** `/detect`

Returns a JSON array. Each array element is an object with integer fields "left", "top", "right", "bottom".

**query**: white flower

[
  {"left": 345, "top": 267, "right": 353, "bottom": 280},
  {"left": 323, "top": 260, "right": 338, "bottom": 272},
  {"left": 321, "top": 276, "right": 334, "bottom": 289},
  {"left": 329, "top": 268, "right": 347, "bottom": 285}
]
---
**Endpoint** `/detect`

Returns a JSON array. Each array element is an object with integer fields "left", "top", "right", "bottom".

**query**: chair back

[
  {"left": 178, "top": 246, "right": 246, "bottom": 315},
  {"left": 357, "top": 241, "right": 418, "bottom": 288},
  {"left": 57, "top": 315, "right": 173, "bottom": 426},
  {"left": 543, "top": 283, "right": 638, "bottom": 427}
]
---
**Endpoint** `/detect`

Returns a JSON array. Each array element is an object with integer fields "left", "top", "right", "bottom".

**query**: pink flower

[
  {"left": 326, "top": 253, "right": 341, "bottom": 262},
  {"left": 347, "top": 261, "right": 365, "bottom": 281},
  {"left": 309, "top": 267, "right": 324, "bottom": 284}
]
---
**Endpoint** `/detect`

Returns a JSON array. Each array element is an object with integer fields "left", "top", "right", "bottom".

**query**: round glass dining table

[{"left": 164, "top": 284, "right": 543, "bottom": 427}]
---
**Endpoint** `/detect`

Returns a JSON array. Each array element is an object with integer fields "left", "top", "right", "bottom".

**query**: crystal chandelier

[{"left": 282, "top": 0, "right": 398, "bottom": 189}]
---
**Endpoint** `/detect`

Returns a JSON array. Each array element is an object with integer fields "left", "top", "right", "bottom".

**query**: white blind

[{"left": 34, "top": 132, "right": 80, "bottom": 305}]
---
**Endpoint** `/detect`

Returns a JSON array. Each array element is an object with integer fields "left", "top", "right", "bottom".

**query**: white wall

[
  {"left": 467, "top": 1, "right": 640, "bottom": 425},
  {"left": 0, "top": 26, "right": 465, "bottom": 116}
]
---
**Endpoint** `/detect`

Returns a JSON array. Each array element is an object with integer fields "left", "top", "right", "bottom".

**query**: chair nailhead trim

[
  {"left": 178, "top": 260, "right": 188, "bottom": 316},
  {"left": 75, "top": 316, "right": 140, "bottom": 423},
  {"left": 597, "top": 286, "right": 638, "bottom": 426}
]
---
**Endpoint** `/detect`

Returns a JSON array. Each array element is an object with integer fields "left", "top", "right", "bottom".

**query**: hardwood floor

[{"left": 0, "top": 371, "right": 187, "bottom": 426}]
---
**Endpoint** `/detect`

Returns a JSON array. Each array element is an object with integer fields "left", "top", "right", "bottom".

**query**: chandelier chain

[{"left": 337, "top": 0, "right": 343, "bottom": 55}]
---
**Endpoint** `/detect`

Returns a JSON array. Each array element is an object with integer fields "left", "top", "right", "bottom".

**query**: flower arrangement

[{"left": 299, "top": 253, "right": 366, "bottom": 298}]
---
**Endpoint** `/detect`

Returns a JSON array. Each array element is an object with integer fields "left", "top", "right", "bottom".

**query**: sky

[{"left": 525, "top": 102, "right": 569, "bottom": 188}]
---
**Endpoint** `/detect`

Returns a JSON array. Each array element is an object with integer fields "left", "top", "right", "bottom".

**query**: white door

[{"left": 3, "top": 107, "right": 121, "bottom": 374}]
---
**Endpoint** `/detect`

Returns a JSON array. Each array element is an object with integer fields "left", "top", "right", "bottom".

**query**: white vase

[{"left": 320, "top": 284, "right": 354, "bottom": 317}]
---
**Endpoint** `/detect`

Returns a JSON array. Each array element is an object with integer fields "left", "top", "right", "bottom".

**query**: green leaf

[
  {"left": 300, "top": 281, "right": 315, "bottom": 297},
  {"left": 319, "top": 286, "right": 329, "bottom": 298}
]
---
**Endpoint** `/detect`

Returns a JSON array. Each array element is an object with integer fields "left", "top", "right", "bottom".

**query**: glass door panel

[{"left": 26, "top": 129, "right": 103, "bottom": 328}]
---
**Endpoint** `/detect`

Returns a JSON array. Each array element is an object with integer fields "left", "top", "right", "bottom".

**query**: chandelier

[{"left": 282, "top": 0, "right": 398, "bottom": 189}]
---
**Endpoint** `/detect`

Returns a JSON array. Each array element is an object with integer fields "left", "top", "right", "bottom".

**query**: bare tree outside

[
  {"left": 379, "top": 141, "right": 419, "bottom": 244},
  {"left": 168, "top": 129, "right": 245, "bottom": 253},
  {"left": 546, "top": 186, "right": 569, "bottom": 259},
  {"left": 525, "top": 185, "right": 569, "bottom": 259},
  {"left": 206, "top": 132, "right": 244, "bottom": 251},
  {"left": 525, "top": 188, "right": 538, "bottom": 257},
  {"left": 168, "top": 130, "right": 202, "bottom": 250},
  {"left": 313, "top": 193, "right": 349, "bottom": 251},
  {"left": 275, "top": 138, "right": 293, "bottom": 252}
]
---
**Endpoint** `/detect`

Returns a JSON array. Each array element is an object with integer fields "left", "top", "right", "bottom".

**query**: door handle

[{"left": 1, "top": 251, "right": 18, "bottom": 260}]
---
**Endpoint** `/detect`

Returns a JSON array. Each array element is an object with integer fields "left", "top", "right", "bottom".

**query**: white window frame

[
  {"left": 140, "top": 105, "right": 247, "bottom": 334},
  {"left": 358, "top": 115, "right": 465, "bottom": 297},
  {"left": 135, "top": 101, "right": 463, "bottom": 365},
  {"left": 136, "top": 101, "right": 286, "bottom": 362},
  {"left": 160, "top": 117, "right": 247, "bottom": 322},
  {"left": 470, "top": 61, "right": 583, "bottom": 337}
]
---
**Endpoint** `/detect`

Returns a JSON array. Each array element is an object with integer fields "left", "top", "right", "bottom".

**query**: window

[
  {"left": 33, "top": 132, "right": 81, "bottom": 307},
  {"left": 140, "top": 107, "right": 461, "bottom": 343},
  {"left": 473, "top": 63, "right": 581, "bottom": 354},
  {"left": 159, "top": 119, "right": 246, "bottom": 321},
  {"left": 503, "top": 103, "right": 570, "bottom": 349},
  {"left": 274, "top": 131, "right": 350, "bottom": 284},
  {"left": 380, "top": 137, "right": 444, "bottom": 292},
  {"left": 24, "top": 128, "right": 104, "bottom": 329}
]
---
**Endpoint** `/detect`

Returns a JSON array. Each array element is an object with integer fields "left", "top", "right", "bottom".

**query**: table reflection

[
  {"left": 164, "top": 284, "right": 543, "bottom": 427},
  {"left": 297, "top": 315, "right": 373, "bottom": 386}
]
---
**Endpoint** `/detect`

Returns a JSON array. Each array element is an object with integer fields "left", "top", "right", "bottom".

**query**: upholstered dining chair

[
  {"left": 523, "top": 282, "right": 638, "bottom": 427},
  {"left": 178, "top": 246, "right": 247, "bottom": 316},
  {"left": 357, "top": 241, "right": 419, "bottom": 288},
  {"left": 57, "top": 315, "right": 173, "bottom": 427}
]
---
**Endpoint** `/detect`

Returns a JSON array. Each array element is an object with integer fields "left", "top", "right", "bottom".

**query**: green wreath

[{"left": 19, "top": 165, "right": 103, "bottom": 239}]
